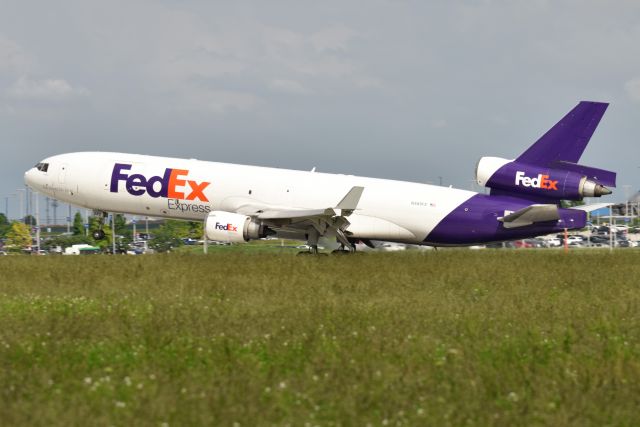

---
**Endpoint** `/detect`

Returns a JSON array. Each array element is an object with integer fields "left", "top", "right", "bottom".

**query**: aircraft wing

[
  {"left": 498, "top": 204, "right": 560, "bottom": 229},
  {"left": 256, "top": 186, "right": 365, "bottom": 220},
  {"left": 225, "top": 186, "right": 365, "bottom": 246}
]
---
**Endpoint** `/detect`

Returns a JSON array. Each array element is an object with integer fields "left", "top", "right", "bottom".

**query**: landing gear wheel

[
  {"left": 297, "top": 244, "right": 323, "bottom": 256},
  {"left": 331, "top": 249, "right": 351, "bottom": 255},
  {"left": 91, "top": 210, "right": 109, "bottom": 240},
  {"left": 332, "top": 241, "right": 356, "bottom": 255}
]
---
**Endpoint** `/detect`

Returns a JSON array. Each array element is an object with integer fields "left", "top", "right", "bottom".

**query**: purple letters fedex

[{"left": 110, "top": 163, "right": 210, "bottom": 201}]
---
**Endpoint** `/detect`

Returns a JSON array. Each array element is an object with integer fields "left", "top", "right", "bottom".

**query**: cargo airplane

[{"left": 25, "top": 101, "right": 615, "bottom": 253}]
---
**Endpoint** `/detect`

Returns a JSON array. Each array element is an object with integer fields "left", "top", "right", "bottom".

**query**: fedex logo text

[
  {"left": 215, "top": 222, "right": 238, "bottom": 232},
  {"left": 515, "top": 171, "right": 558, "bottom": 190},
  {"left": 110, "top": 163, "right": 210, "bottom": 201}
]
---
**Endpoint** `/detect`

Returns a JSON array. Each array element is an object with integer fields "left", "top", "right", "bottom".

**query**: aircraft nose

[
  {"left": 24, "top": 168, "right": 35, "bottom": 188},
  {"left": 24, "top": 166, "right": 45, "bottom": 191}
]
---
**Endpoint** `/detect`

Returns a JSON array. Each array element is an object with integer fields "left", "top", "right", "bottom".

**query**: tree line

[{"left": 0, "top": 212, "right": 203, "bottom": 253}]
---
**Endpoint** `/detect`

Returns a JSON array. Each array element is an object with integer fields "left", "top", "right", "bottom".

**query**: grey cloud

[
  {"left": 430, "top": 119, "right": 447, "bottom": 129},
  {"left": 310, "top": 25, "right": 358, "bottom": 53},
  {"left": 173, "top": 89, "right": 262, "bottom": 114},
  {"left": 0, "top": 35, "right": 33, "bottom": 73},
  {"left": 269, "top": 79, "right": 312, "bottom": 95},
  {"left": 624, "top": 78, "right": 640, "bottom": 102},
  {"left": 7, "top": 76, "right": 89, "bottom": 100}
]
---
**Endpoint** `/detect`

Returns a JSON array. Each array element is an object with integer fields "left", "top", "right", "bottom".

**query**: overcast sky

[{"left": 1, "top": 0, "right": 639, "bottom": 220}]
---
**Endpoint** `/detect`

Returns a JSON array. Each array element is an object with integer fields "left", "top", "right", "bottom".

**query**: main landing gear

[
  {"left": 331, "top": 242, "right": 356, "bottom": 255},
  {"left": 297, "top": 228, "right": 321, "bottom": 256},
  {"left": 296, "top": 227, "right": 358, "bottom": 256}
]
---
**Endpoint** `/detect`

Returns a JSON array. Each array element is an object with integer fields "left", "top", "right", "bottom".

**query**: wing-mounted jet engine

[
  {"left": 205, "top": 211, "right": 268, "bottom": 243},
  {"left": 475, "top": 101, "right": 616, "bottom": 203}
]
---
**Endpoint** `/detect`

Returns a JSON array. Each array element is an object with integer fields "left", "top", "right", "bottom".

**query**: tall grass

[{"left": 1, "top": 251, "right": 639, "bottom": 426}]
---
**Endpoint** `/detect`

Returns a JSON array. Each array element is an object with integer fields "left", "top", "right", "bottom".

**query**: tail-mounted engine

[
  {"left": 205, "top": 211, "right": 268, "bottom": 243},
  {"left": 476, "top": 157, "right": 615, "bottom": 201}
]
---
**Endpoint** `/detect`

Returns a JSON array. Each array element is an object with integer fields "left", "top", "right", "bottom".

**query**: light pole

[
  {"left": 5, "top": 194, "right": 13, "bottom": 218},
  {"left": 111, "top": 213, "right": 116, "bottom": 254},
  {"left": 45, "top": 197, "right": 51, "bottom": 225},
  {"left": 52, "top": 199, "right": 59, "bottom": 225},
  {"left": 609, "top": 205, "right": 613, "bottom": 251},
  {"left": 623, "top": 184, "right": 631, "bottom": 218},
  {"left": 25, "top": 187, "right": 30, "bottom": 223},
  {"left": 35, "top": 192, "right": 41, "bottom": 254},
  {"left": 16, "top": 189, "right": 25, "bottom": 223}
]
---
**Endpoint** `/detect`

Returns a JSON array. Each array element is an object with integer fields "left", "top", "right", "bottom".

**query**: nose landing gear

[{"left": 92, "top": 211, "right": 108, "bottom": 240}]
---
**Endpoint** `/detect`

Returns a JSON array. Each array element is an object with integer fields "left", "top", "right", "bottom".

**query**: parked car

[
  {"left": 514, "top": 240, "right": 535, "bottom": 248},
  {"left": 64, "top": 244, "right": 101, "bottom": 255},
  {"left": 617, "top": 239, "right": 633, "bottom": 248},
  {"left": 545, "top": 237, "right": 562, "bottom": 247},
  {"left": 592, "top": 226, "right": 610, "bottom": 235},
  {"left": 486, "top": 242, "right": 507, "bottom": 249},
  {"left": 589, "top": 236, "right": 610, "bottom": 246},
  {"left": 566, "top": 235, "right": 585, "bottom": 244}
]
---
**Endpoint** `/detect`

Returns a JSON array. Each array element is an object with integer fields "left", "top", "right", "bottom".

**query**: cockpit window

[{"left": 35, "top": 162, "right": 49, "bottom": 172}]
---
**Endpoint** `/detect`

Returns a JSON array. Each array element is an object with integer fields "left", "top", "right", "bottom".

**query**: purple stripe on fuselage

[{"left": 425, "top": 194, "right": 586, "bottom": 245}]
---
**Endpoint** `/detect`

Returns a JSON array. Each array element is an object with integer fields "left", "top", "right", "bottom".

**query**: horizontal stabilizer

[
  {"left": 569, "top": 203, "right": 613, "bottom": 212},
  {"left": 498, "top": 204, "right": 560, "bottom": 229}
]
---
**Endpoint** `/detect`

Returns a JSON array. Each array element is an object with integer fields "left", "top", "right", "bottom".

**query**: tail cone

[
  {"left": 581, "top": 179, "right": 613, "bottom": 197},
  {"left": 594, "top": 185, "right": 612, "bottom": 197}
]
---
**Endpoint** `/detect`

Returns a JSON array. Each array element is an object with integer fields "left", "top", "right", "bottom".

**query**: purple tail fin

[
  {"left": 483, "top": 101, "right": 616, "bottom": 203},
  {"left": 516, "top": 101, "right": 608, "bottom": 165}
]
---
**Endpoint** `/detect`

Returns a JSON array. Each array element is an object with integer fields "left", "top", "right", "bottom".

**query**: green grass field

[{"left": 1, "top": 251, "right": 639, "bottom": 426}]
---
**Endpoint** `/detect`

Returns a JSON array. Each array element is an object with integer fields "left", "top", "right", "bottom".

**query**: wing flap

[{"left": 257, "top": 208, "right": 335, "bottom": 220}]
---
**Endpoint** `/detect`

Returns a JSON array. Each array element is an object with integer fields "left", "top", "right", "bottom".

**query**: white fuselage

[{"left": 24, "top": 152, "right": 476, "bottom": 244}]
